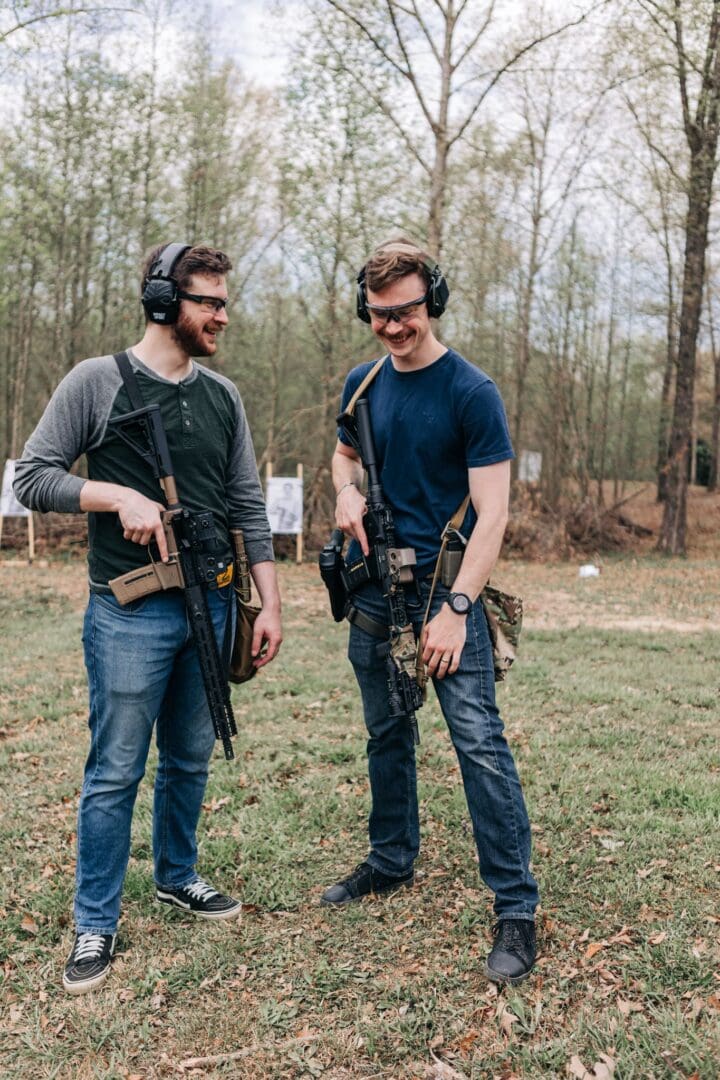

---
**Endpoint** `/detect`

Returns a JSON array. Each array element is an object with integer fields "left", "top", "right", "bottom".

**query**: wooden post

[{"left": 296, "top": 463, "right": 303, "bottom": 564}]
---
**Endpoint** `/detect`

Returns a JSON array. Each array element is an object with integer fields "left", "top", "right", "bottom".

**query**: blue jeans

[
  {"left": 348, "top": 579, "right": 539, "bottom": 920},
  {"left": 75, "top": 585, "right": 234, "bottom": 935}
]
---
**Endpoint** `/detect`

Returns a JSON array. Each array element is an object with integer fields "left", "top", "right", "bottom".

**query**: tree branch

[
  {"left": 449, "top": 0, "right": 611, "bottom": 150},
  {"left": 673, "top": 0, "right": 694, "bottom": 145},
  {"left": 0, "top": 4, "right": 137, "bottom": 43}
]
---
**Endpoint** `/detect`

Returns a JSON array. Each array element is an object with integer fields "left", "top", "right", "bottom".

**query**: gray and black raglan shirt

[{"left": 14, "top": 351, "right": 273, "bottom": 591}]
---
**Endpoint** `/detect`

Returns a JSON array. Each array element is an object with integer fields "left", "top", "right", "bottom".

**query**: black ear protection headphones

[
  {"left": 356, "top": 245, "right": 449, "bottom": 323},
  {"left": 141, "top": 242, "right": 191, "bottom": 324}
]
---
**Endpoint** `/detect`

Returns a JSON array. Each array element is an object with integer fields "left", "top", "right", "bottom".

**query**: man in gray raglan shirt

[{"left": 15, "top": 243, "right": 282, "bottom": 995}]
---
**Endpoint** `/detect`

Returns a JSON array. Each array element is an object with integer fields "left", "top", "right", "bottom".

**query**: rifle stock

[{"left": 109, "top": 513, "right": 184, "bottom": 602}]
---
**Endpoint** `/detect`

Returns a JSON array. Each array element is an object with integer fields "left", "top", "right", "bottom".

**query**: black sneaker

[
  {"left": 320, "top": 861, "right": 414, "bottom": 906},
  {"left": 156, "top": 877, "right": 241, "bottom": 920},
  {"left": 484, "top": 919, "right": 536, "bottom": 985},
  {"left": 62, "top": 932, "right": 116, "bottom": 995}
]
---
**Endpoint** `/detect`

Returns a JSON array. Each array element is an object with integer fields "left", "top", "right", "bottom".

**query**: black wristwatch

[{"left": 447, "top": 591, "right": 472, "bottom": 615}]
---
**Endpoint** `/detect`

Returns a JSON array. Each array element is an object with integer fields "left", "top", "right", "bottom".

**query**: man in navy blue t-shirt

[{"left": 321, "top": 238, "right": 540, "bottom": 985}]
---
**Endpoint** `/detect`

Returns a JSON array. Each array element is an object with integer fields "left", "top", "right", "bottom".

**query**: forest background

[{"left": 2, "top": 0, "right": 720, "bottom": 556}]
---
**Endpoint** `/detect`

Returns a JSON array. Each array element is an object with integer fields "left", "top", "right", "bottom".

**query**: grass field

[{"left": 1, "top": 555, "right": 719, "bottom": 1079}]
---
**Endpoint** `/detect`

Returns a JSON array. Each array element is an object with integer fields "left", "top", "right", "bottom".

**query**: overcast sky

[{"left": 208, "top": 1, "right": 298, "bottom": 86}]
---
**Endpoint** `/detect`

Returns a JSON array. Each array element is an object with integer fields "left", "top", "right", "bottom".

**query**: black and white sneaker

[
  {"left": 62, "top": 932, "right": 116, "bottom": 995},
  {"left": 156, "top": 878, "right": 241, "bottom": 920}
]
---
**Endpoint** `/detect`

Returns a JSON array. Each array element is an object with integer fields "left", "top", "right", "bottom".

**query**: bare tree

[
  {"left": 623, "top": 0, "right": 720, "bottom": 553},
  {"left": 313, "top": 0, "right": 605, "bottom": 256},
  {"left": 706, "top": 268, "right": 720, "bottom": 488}
]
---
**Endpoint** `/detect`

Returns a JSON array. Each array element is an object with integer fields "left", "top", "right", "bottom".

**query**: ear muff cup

[{"left": 141, "top": 243, "right": 191, "bottom": 324}]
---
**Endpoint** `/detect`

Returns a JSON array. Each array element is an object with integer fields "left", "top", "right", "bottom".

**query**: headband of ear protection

[
  {"left": 141, "top": 242, "right": 191, "bottom": 324},
  {"left": 356, "top": 243, "right": 449, "bottom": 323}
]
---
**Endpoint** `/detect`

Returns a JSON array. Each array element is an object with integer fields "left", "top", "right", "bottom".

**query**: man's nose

[{"left": 214, "top": 305, "right": 229, "bottom": 325}]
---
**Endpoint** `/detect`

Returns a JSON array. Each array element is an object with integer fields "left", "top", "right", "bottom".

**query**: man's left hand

[
  {"left": 421, "top": 604, "right": 466, "bottom": 679},
  {"left": 251, "top": 609, "right": 283, "bottom": 669}
]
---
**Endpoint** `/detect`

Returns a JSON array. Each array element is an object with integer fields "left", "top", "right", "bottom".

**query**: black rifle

[
  {"left": 108, "top": 404, "right": 237, "bottom": 760},
  {"left": 337, "top": 397, "right": 423, "bottom": 744}
]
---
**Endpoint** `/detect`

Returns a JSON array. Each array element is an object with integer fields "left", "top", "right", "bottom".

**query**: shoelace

[
  {"left": 184, "top": 879, "right": 219, "bottom": 901},
  {"left": 493, "top": 921, "right": 534, "bottom": 960},
  {"left": 72, "top": 932, "right": 107, "bottom": 962}
]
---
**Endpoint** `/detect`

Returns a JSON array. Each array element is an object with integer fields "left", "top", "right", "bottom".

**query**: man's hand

[
  {"left": 421, "top": 604, "right": 467, "bottom": 680},
  {"left": 335, "top": 483, "right": 369, "bottom": 555},
  {"left": 116, "top": 489, "right": 169, "bottom": 561},
  {"left": 250, "top": 608, "right": 283, "bottom": 669}
]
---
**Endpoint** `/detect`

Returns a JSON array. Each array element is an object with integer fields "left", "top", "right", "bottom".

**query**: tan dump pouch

[{"left": 229, "top": 528, "right": 261, "bottom": 685}]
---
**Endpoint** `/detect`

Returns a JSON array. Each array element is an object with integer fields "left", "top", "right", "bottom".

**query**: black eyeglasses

[
  {"left": 177, "top": 290, "right": 229, "bottom": 314},
  {"left": 365, "top": 290, "right": 429, "bottom": 325}
]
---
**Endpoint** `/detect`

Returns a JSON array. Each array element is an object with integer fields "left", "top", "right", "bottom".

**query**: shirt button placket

[{"left": 179, "top": 390, "right": 194, "bottom": 447}]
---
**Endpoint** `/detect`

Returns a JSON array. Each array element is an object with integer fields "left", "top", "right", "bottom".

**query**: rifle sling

[
  {"left": 114, "top": 351, "right": 145, "bottom": 411},
  {"left": 343, "top": 355, "right": 386, "bottom": 416}
]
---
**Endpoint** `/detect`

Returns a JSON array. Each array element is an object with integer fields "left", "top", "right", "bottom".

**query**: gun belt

[{"left": 345, "top": 603, "right": 388, "bottom": 639}]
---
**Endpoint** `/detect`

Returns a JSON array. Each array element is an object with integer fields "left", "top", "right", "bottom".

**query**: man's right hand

[
  {"left": 335, "top": 483, "right": 369, "bottom": 556},
  {"left": 116, "top": 489, "right": 169, "bottom": 561}
]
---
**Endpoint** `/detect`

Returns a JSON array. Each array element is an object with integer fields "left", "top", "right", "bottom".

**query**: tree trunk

[{"left": 658, "top": 148, "right": 716, "bottom": 553}]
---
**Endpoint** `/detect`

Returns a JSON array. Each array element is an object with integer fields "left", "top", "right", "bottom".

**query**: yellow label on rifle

[{"left": 216, "top": 564, "right": 234, "bottom": 588}]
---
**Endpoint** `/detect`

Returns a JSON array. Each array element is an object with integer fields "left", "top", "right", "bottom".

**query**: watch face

[{"left": 450, "top": 592, "right": 471, "bottom": 614}]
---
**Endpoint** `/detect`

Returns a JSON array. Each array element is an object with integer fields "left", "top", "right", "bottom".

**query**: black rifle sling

[{"left": 114, "top": 351, "right": 146, "bottom": 411}]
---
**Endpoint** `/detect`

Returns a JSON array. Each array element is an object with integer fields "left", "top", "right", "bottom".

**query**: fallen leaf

[
  {"left": 594, "top": 1053, "right": 616, "bottom": 1079},
  {"left": 617, "top": 998, "right": 644, "bottom": 1016},
  {"left": 649, "top": 931, "right": 667, "bottom": 945},
  {"left": 456, "top": 1029, "right": 479, "bottom": 1053},
  {"left": 585, "top": 941, "right": 605, "bottom": 960},
  {"left": 20, "top": 914, "right": 39, "bottom": 935},
  {"left": 498, "top": 1005, "right": 518, "bottom": 1037}
]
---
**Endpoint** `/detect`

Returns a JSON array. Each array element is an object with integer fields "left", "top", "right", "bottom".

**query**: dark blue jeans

[
  {"left": 348, "top": 579, "right": 539, "bottom": 920},
  {"left": 75, "top": 585, "right": 234, "bottom": 934}
]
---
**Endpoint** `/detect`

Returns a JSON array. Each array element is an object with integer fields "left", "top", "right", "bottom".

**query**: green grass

[{"left": 1, "top": 559, "right": 719, "bottom": 1078}]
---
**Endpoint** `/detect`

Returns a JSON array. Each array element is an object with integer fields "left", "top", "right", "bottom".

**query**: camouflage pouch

[{"left": 480, "top": 584, "right": 523, "bottom": 682}]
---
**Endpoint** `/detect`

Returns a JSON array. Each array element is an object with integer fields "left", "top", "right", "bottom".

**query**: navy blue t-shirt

[{"left": 338, "top": 349, "right": 514, "bottom": 575}]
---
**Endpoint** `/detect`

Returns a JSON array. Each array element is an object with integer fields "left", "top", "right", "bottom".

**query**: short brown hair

[
  {"left": 140, "top": 243, "right": 232, "bottom": 296},
  {"left": 362, "top": 236, "right": 435, "bottom": 293}
]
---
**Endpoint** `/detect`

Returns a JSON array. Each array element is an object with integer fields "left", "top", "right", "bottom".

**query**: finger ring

[{"left": 439, "top": 657, "right": 450, "bottom": 664}]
